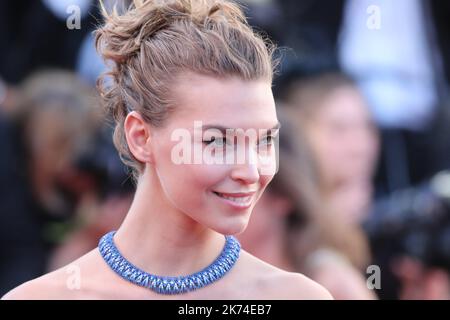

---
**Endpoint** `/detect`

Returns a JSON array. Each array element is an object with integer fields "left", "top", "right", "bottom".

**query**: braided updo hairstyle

[{"left": 95, "top": 0, "right": 277, "bottom": 182}]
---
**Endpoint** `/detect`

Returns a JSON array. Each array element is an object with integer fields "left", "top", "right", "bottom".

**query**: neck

[{"left": 113, "top": 168, "right": 225, "bottom": 277}]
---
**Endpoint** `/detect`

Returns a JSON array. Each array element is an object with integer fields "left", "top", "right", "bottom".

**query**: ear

[{"left": 124, "top": 111, "right": 154, "bottom": 164}]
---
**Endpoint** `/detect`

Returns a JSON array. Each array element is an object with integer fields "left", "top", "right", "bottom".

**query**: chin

[{"left": 211, "top": 216, "right": 250, "bottom": 236}]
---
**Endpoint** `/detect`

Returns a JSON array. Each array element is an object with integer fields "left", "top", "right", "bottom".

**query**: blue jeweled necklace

[{"left": 98, "top": 231, "right": 241, "bottom": 295}]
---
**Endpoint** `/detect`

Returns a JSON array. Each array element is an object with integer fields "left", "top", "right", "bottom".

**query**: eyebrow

[{"left": 202, "top": 122, "right": 281, "bottom": 135}]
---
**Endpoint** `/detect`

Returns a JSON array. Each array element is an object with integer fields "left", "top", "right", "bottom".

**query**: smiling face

[{"left": 145, "top": 73, "right": 279, "bottom": 235}]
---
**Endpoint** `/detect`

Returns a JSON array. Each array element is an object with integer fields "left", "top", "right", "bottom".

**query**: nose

[{"left": 230, "top": 146, "right": 260, "bottom": 184}]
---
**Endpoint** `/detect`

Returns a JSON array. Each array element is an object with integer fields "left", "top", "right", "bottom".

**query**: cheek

[
  {"left": 259, "top": 173, "right": 274, "bottom": 191},
  {"left": 367, "top": 133, "right": 380, "bottom": 162},
  {"left": 188, "top": 163, "right": 230, "bottom": 192},
  {"left": 159, "top": 162, "right": 231, "bottom": 209},
  {"left": 307, "top": 128, "right": 333, "bottom": 160},
  {"left": 252, "top": 173, "right": 274, "bottom": 206},
  {"left": 311, "top": 136, "right": 336, "bottom": 167}
]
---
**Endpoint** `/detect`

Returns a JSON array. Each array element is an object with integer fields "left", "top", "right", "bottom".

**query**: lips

[{"left": 212, "top": 191, "right": 256, "bottom": 208}]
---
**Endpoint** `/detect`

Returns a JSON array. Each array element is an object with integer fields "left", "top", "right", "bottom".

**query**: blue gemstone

[
  {"left": 142, "top": 276, "right": 149, "bottom": 286},
  {"left": 123, "top": 268, "right": 131, "bottom": 277}
]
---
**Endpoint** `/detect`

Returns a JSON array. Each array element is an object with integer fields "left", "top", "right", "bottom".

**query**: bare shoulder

[
  {"left": 2, "top": 249, "right": 105, "bottom": 300},
  {"left": 2, "top": 270, "right": 74, "bottom": 300},
  {"left": 237, "top": 250, "right": 333, "bottom": 300},
  {"left": 271, "top": 271, "right": 334, "bottom": 300}
]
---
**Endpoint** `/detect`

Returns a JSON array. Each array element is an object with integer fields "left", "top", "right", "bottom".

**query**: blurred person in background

[
  {"left": 48, "top": 188, "right": 133, "bottom": 271},
  {"left": 0, "top": 109, "right": 44, "bottom": 296},
  {"left": 249, "top": 0, "right": 450, "bottom": 133},
  {"left": 47, "top": 124, "right": 135, "bottom": 270},
  {"left": 247, "top": 0, "right": 450, "bottom": 195},
  {"left": 0, "top": 70, "right": 103, "bottom": 294},
  {"left": 238, "top": 108, "right": 377, "bottom": 299},
  {"left": 0, "top": 0, "right": 97, "bottom": 85},
  {"left": 13, "top": 70, "right": 103, "bottom": 222},
  {"left": 0, "top": 77, "right": 18, "bottom": 113},
  {"left": 280, "top": 72, "right": 380, "bottom": 226},
  {"left": 365, "top": 170, "right": 450, "bottom": 299}
]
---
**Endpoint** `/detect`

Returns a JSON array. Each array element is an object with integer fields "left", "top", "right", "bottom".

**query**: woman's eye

[
  {"left": 203, "top": 137, "right": 227, "bottom": 147},
  {"left": 259, "top": 135, "right": 275, "bottom": 146}
]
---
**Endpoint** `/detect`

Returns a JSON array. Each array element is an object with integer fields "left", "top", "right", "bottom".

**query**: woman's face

[
  {"left": 148, "top": 74, "right": 279, "bottom": 235},
  {"left": 303, "top": 86, "right": 379, "bottom": 189}
]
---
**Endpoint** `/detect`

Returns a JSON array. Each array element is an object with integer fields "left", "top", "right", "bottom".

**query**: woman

[
  {"left": 282, "top": 72, "right": 380, "bottom": 226},
  {"left": 238, "top": 108, "right": 377, "bottom": 299},
  {"left": 3, "top": 0, "right": 331, "bottom": 299},
  {"left": 0, "top": 70, "right": 103, "bottom": 296}
]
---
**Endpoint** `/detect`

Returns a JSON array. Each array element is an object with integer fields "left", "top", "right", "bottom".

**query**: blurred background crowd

[{"left": 1, "top": 0, "right": 450, "bottom": 300}]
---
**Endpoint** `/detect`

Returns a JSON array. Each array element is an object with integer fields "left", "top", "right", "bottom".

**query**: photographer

[{"left": 365, "top": 171, "right": 450, "bottom": 299}]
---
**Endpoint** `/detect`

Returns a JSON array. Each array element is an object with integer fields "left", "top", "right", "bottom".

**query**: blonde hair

[
  {"left": 95, "top": 0, "right": 277, "bottom": 181},
  {"left": 272, "top": 108, "right": 372, "bottom": 272},
  {"left": 282, "top": 72, "right": 356, "bottom": 120}
]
